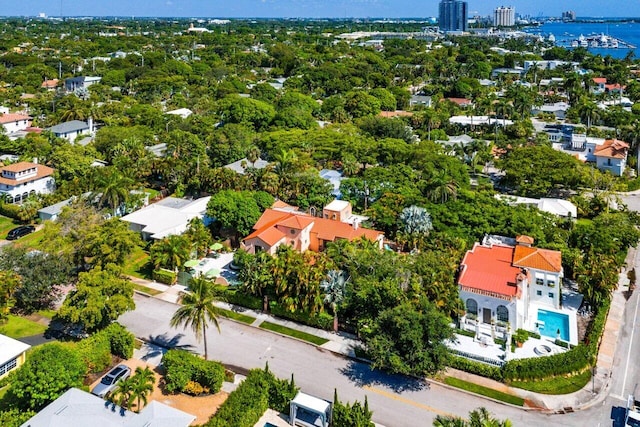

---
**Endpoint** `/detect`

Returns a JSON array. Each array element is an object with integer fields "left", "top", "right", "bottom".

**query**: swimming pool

[{"left": 536, "top": 309, "right": 570, "bottom": 341}]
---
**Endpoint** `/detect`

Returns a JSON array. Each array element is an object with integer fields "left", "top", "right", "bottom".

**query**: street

[{"left": 120, "top": 291, "right": 636, "bottom": 427}]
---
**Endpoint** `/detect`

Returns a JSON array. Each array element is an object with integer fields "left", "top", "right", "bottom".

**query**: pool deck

[
  {"left": 254, "top": 409, "right": 291, "bottom": 427},
  {"left": 525, "top": 287, "right": 582, "bottom": 346}
]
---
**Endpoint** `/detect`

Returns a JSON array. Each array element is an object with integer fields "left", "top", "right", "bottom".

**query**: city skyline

[{"left": 2, "top": 1, "right": 640, "bottom": 19}]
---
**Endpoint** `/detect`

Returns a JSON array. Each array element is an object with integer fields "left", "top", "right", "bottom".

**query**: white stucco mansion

[
  {"left": 0, "top": 161, "right": 55, "bottom": 203},
  {"left": 458, "top": 235, "right": 575, "bottom": 342}
]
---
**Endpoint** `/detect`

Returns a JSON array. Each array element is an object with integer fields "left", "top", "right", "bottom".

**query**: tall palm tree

[
  {"left": 92, "top": 167, "right": 135, "bottom": 216},
  {"left": 427, "top": 170, "right": 459, "bottom": 203},
  {"left": 170, "top": 276, "right": 221, "bottom": 360},
  {"left": 129, "top": 367, "right": 155, "bottom": 412},
  {"left": 321, "top": 270, "right": 349, "bottom": 332}
]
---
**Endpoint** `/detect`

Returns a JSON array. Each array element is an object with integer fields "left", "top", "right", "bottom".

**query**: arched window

[
  {"left": 465, "top": 298, "right": 478, "bottom": 315},
  {"left": 497, "top": 305, "right": 509, "bottom": 323}
]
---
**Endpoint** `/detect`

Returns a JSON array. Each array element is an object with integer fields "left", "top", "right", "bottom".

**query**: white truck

[{"left": 626, "top": 395, "right": 640, "bottom": 427}]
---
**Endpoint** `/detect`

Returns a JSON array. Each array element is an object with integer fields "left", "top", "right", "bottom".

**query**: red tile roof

[
  {"left": 594, "top": 139, "right": 629, "bottom": 159},
  {"left": 512, "top": 245, "right": 562, "bottom": 273},
  {"left": 378, "top": 110, "right": 414, "bottom": 118},
  {"left": 0, "top": 113, "right": 31, "bottom": 124},
  {"left": 41, "top": 79, "right": 59, "bottom": 89},
  {"left": 0, "top": 162, "right": 53, "bottom": 186},
  {"left": 593, "top": 77, "right": 607, "bottom": 84},
  {"left": 446, "top": 97, "right": 473, "bottom": 106},
  {"left": 458, "top": 243, "right": 521, "bottom": 297},
  {"left": 516, "top": 235, "right": 534, "bottom": 245},
  {"left": 245, "top": 207, "right": 383, "bottom": 251}
]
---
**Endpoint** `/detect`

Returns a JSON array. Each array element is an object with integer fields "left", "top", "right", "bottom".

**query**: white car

[{"left": 91, "top": 364, "right": 131, "bottom": 398}]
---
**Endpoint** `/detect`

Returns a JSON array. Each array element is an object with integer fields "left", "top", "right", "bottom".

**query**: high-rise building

[
  {"left": 493, "top": 6, "right": 515, "bottom": 27},
  {"left": 439, "top": 0, "right": 468, "bottom": 32},
  {"left": 561, "top": 10, "right": 576, "bottom": 21}
]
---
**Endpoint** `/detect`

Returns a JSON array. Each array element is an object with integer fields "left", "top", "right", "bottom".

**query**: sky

[{"left": 3, "top": 1, "right": 640, "bottom": 19}]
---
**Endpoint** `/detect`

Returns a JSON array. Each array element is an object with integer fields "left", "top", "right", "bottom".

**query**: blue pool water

[{"left": 536, "top": 309, "right": 570, "bottom": 341}]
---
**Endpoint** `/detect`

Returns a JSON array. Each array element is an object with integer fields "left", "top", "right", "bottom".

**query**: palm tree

[
  {"left": 433, "top": 407, "right": 512, "bottom": 427},
  {"left": 578, "top": 99, "right": 600, "bottom": 129},
  {"left": 111, "top": 376, "right": 135, "bottom": 408},
  {"left": 246, "top": 145, "right": 261, "bottom": 167},
  {"left": 321, "top": 270, "right": 349, "bottom": 332},
  {"left": 427, "top": 170, "right": 459, "bottom": 203},
  {"left": 170, "top": 276, "right": 222, "bottom": 360},
  {"left": 92, "top": 167, "right": 135, "bottom": 216},
  {"left": 129, "top": 367, "right": 155, "bottom": 412},
  {"left": 150, "top": 235, "right": 191, "bottom": 272}
]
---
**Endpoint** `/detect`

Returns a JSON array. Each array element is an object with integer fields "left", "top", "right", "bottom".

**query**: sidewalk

[
  {"left": 130, "top": 276, "right": 360, "bottom": 357},
  {"left": 129, "top": 250, "right": 632, "bottom": 414}
]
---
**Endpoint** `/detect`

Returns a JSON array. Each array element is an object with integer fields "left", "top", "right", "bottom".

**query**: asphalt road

[{"left": 121, "top": 294, "right": 627, "bottom": 427}]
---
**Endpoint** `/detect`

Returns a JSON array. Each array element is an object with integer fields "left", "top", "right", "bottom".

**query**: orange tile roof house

[
  {"left": 458, "top": 234, "right": 576, "bottom": 344},
  {"left": 243, "top": 200, "right": 383, "bottom": 255},
  {"left": 594, "top": 139, "right": 629, "bottom": 176},
  {"left": 0, "top": 113, "right": 31, "bottom": 134},
  {"left": 0, "top": 161, "right": 55, "bottom": 204}
]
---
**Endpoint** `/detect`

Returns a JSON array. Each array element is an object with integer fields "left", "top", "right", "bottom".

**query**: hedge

[
  {"left": 162, "top": 349, "right": 225, "bottom": 395},
  {"left": 152, "top": 268, "right": 176, "bottom": 285},
  {"left": 447, "top": 355, "right": 504, "bottom": 382},
  {"left": 204, "top": 365, "right": 298, "bottom": 427},
  {"left": 268, "top": 302, "right": 334, "bottom": 331},
  {"left": 72, "top": 323, "right": 135, "bottom": 373}
]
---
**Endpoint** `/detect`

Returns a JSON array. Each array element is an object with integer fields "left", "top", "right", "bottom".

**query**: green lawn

[
  {"left": 0, "top": 215, "right": 18, "bottom": 237},
  {"left": 36, "top": 309, "right": 57, "bottom": 319},
  {"left": 0, "top": 315, "right": 47, "bottom": 338},
  {"left": 13, "top": 229, "right": 45, "bottom": 250},
  {"left": 508, "top": 370, "right": 591, "bottom": 395},
  {"left": 444, "top": 377, "right": 525, "bottom": 406},
  {"left": 123, "top": 247, "right": 153, "bottom": 279},
  {"left": 259, "top": 321, "right": 329, "bottom": 346},
  {"left": 133, "top": 283, "right": 163, "bottom": 296},
  {"left": 218, "top": 308, "right": 255, "bottom": 324}
]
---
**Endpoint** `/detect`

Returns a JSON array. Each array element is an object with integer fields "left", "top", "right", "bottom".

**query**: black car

[{"left": 6, "top": 225, "right": 35, "bottom": 241}]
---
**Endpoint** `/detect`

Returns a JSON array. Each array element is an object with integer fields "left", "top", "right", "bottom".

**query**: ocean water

[{"left": 525, "top": 21, "right": 640, "bottom": 59}]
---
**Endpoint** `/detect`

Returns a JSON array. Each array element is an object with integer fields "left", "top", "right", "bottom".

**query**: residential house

[
  {"left": 64, "top": 76, "right": 102, "bottom": 92},
  {"left": 121, "top": 196, "right": 211, "bottom": 240},
  {"left": 0, "top": 334, "right": 30, "bottom": 380},
  {"left": 38, "top": 197, "right": 73, "bottom": 221},
  {"left": 224, "top": 157, "right": 269, "bottom": 175},
  {"left": 20, "top": 387, "right": 195, "bottom": 427},
  {"left": 378, "top": 110, "right": 414, "bottom": 118},
  {"left": 495, "top": 195, "right": 578, "bottom": 219},
  {"left": 0, "top": 161, "right": 55, "bottom": 203},
  {"left": 46, "top": 118, "right": 94, "bottom": 143},
  {"left": 531, "top": 102, "right": 569, "bottom": 120},
  {"left": 523, "top": 60, "right": 579, "bottom": 71},
  {"left": 243, "top": 200, "right": 383, "bottom": 255},
  {"left": 445, "top": 97, "right": 473, "bottom": 108},
  {"left": 0, "top": 113, "right": 32, "bottom": 134},
  {"left": 41, "top": 79, "right": 59, "bottom": 90},
  {"left": 594, "top": 139, "right": 629, "bottom": 176},
  {"left": 165, "top": 108, "right": 193, "bottom": 119},
  {"left": 458, "top": 235, "right": 575, "bottom": 343},
  {"left": 409, "top": 95, "right": 432, "bottom": 108}
]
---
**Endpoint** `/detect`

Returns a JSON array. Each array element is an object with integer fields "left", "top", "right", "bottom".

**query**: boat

[
  {"left": 548, "top": 33, "right": 555, "bottom": 43},
  {"left": 611, "top": 39, "right": 619, "bottom": 48},
  {"left": 571, "top": 40, "right": 579, "bottom": 48},
  {"left": 591, "top": 40, "right": 599, "bottom": 47}
]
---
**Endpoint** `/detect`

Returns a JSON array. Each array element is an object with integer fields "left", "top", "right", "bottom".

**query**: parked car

[
  {"left": 91, "top": 364, "right": 131, "bottom": 398},
  {"left": 6, "top": 225, "right": 35, "bottom": 240}
]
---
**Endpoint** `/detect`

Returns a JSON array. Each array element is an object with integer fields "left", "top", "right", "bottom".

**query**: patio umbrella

[
  {"left": 210, "top": 243, "right": 224, "bottom": 251},
  {"left": 204, "top": 268, "right": 221, "bottom": 279},
  {"left": 184, "top": 259, "right": 199, "bottom": 268}
]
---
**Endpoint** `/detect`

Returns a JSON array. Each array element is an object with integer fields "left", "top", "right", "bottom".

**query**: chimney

[
  {"left": 352, "top": 219, "right": 359, "bottom": 230},
  {"left": 33, "top": 157, "right": 38, "bottom": 164},
  {"left": 88, "top": 117, "right": 94, "bottom": 134}
]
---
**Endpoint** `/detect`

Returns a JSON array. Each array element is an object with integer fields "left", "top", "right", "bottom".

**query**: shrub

[
  {"left": 333, "top": 391, "right": 374, "bottom": 427},
  {"left": 224, "top": 290, "right": 262, "bottom": 310},
  {"left": 162, "top": 349, "right": 225, "bottom": 395},
  {"left": 183, "top": 380, "right": 207, "bottom": 396},
  {"left": 76, "top": 333, "right": 111, "bottom": 373},
  {"left": 205, "top": 369, "right": 270, "bottom": 427},
  {"left": 447, "top": 356, "right": 504, "bottom": 382},
  {"left": 455, "top": 328, "right": 476, "bottom": 338},
  {"left": 204, "top": 365, "right": 298, "bottom": 427},
  {"left": 102, "top": 323, "right": 135, "bottom": 359},
  {"left": 269, "top": 302, "right": 334, "bottom": 330},
  {"left": 0, "top": 408, "right": 36, "bottom": 427},
  {"left": 152, "top": 268, "right": 176, "bottom": 285}
]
